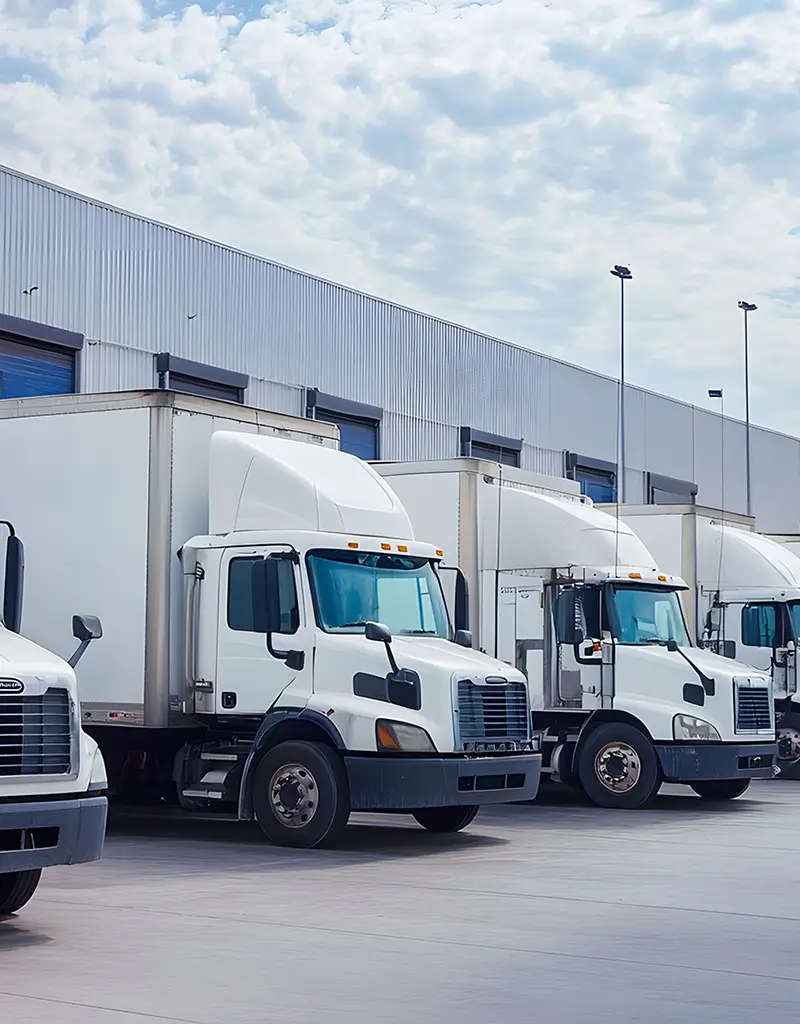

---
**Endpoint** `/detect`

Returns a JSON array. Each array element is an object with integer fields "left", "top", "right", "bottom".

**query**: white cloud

[{"left": 1, "top": 0, "right": 799, "bottom": 431}]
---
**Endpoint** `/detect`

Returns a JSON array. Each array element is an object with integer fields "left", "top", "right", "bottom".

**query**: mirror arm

[
  {"left": 668, "top": 640, "right": 715, "bottom": 697},
  {"left": 384, "top": 642, "right": 400, "bottom": 675},
  {"left": 68, "top": 638, "right": 92, "bottom": 668}
]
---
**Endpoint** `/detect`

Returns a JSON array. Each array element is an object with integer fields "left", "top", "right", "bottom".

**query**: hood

[
  {"left": 634, "top": 640, "right": 768, "bottom": 682},
  {"left": 389, "top": 635, "right": 526, "bottom": 681},
  {"left": 0, "top": 625, "right": 73, "bottom": 678}
]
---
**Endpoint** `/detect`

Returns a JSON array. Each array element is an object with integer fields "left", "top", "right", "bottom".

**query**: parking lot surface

[{"left": 2, "top": 781, "right": 800, "bottom": 1023}]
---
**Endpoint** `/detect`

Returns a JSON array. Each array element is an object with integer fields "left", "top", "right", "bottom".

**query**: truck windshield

[
  {"left": 306, "top": 549, "right": 450, "bottom": 637},
  {"left": 607, "top": 585, "right": 691, "bottom": 647}
]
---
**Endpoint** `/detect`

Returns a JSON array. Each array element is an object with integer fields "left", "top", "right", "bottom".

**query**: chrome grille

[
  {"left": 735, "top": 684, "right": 772, "bottom": 734},
  {"left": 456, "top": 679, "right": 530, "bottom": 748},
  {"left": 0, "top": 688, "right": 73, "bottom": 776}
]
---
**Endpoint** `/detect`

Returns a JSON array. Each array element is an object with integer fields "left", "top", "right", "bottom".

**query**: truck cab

[
  {"left": 619, "top": 507, "right": 800, "bottom": 776},
  {"left": 175, "top": 434, "right": 541, "bottom": 846},
  {"left": 0, "top": 521, "right": 107, "bottom": 917}
]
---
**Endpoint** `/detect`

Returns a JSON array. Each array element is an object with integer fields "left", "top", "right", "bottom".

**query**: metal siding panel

[
  {"left": 380, "top": 412, "right": 460, "bottom": 462},
  {"left": 548, "top": 361, "right": 618, "bottom": 463},
  {"left": 80, "top": 341, "right": 154, "bottom": 393},
  {"left": 750, "top": 428, "right": 800, "bottom": 532},
  {"left": 0, "top": 172, "right": 90, "bottom": 334},
  {"left": 246, "top": 378, "right": 304, "bottom": 418},
  {"left": 643, "top": 393, "right": 695, "bottom": 482},
  {"left": 520, "top": 443, "right": 565, "bottom": 478}
]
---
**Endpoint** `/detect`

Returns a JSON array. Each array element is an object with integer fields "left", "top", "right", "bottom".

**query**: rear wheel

[
  {"left": 578, "top": 723, "right": 661, "bottom": 809},
  {"left": 0, "top": 870, "right": 41, "bottom": 916},
  {"left": 412, "top": 806, "right": 480, "bottom": 833},
  {"left": 690, "top": 779, "right": 751, "bottom": 801},
  {"left": 252, "top": 740, "right": 350, "bottom": 849}
]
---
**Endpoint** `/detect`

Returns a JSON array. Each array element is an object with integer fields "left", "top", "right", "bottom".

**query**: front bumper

[
  {"left": 0, "top": 796, "right": 108, "bottom": 875},
  {"left": 654, "top": 742, "right": 777, "bottom": 783},
  {"left": 345, "top": 752, "right": 542, "bottom": 811}
]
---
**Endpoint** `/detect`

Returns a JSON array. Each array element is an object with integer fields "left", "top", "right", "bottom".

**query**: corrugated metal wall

[{"left": 2, "top": 164, "right": 799, "bottom": 532}]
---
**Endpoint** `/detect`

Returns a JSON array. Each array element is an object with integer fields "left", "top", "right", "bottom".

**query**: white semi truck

[
  {"left": 0, "top": 391, "right": 541, "bottom": 849},
  {"left": 615, "top": 505, "right": 800, "bottom": 775},
  {"left": 0, "top": 520, "right": 107, "bottom": 916},
  {"left": 374, "top": 459, "right": 777, "bottom": 808}
]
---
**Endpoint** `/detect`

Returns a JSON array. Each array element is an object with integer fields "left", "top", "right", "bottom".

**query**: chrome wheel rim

[
  {"left": 268, "top": 763, "right": 319, "bottom": 829},
  {"left": 594, "top": 742, "right": 641, "bottom": 794},
  {"left": 778, "top": 728, "right": 800, "bottom": 764}
]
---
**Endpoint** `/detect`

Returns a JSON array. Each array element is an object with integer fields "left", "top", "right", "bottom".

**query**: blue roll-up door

[
  {"left": 316, "top": 411, "right": 378, "bottom": 461},
  {"left": 0, "top": 336, "right": 76, "bottom": 398}
]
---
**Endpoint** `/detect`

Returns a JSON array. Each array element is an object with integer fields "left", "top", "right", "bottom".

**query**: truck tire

[
  {"left": 0, "top": 869, "right": 42, "bottom": 916},
  {"left": 252, "top": 740, "right": 350, "bottom": 849},
  {"left": 776, "top": 717, "right": 800, "bottom": 780},
  {"left": 690, "top": 779, "right": 751, "bottom": 801},
  {"left": 578, "top": 723, "right": 661, "bottom": 809},
  {"left": 412, "top": 806, "right": 480, "bottom": 833}
]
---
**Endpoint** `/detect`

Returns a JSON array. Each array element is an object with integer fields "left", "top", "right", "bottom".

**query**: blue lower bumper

[
  {"left": 0, "top": 796, "right": 107, "bottom": 874},
  {"left": 344, "top": 752, "right": 542, "bottom": 811},
  {"left": 654, "top": 742, "right": 777, "bottom": 783}
]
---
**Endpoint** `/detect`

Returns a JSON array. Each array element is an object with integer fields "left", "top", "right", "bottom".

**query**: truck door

[
  {"left": 735, "top": 601, "right": 799, "bottom": 699},
  {"left": 216, "top": 546, "right": 313, "bottom": 716},
  {"left": 553, "top": 584, "right": 604, "bottom": 711}
]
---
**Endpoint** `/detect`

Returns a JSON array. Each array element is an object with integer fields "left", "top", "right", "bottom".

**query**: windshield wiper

[
  {"left": 398, "top": 629, "right": 438, "bottom": 636},
  {"left": 337, "top": 621, "right": 369, "bottom": 628}
]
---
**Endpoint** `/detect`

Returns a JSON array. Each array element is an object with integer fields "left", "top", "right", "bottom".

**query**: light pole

[
  {"left": 610, "top": 265, "right": 632, "bottom": 503},
  {"left": 738, "top": 300, "right": 757, "bottom": 517},
  {"left": 708, "top": 389, "right": 724, "bottom": 512}
]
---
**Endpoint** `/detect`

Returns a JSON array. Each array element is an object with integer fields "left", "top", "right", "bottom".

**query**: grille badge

[{"left": 0, "top": 680, "right": 24, "bottom": 693}]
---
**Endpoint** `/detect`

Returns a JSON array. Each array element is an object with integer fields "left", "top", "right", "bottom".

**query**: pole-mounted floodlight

[
  {"left": 738, "top": 301, "right": 757, "bottom": 517},
  {"left": 610, "top": 266, "right": 632, "bottom": 503}
]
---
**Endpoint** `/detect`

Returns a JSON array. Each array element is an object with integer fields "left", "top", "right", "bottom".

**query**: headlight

[
  {"left": 673, "top": 714, "right": 721, "bottom": 742},
  {"left": 376, "top": 720, "right": 437, "bottom": 753}
]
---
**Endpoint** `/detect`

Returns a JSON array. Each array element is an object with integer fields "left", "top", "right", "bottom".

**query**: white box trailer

[
  {"left": 375, "top": 459, "right": 777, "bottom": 808},
  {"left": 0, "top": 392, "right": 540, "bottom": 847},
  {"left": 0, "top": 389, "right": 339, "bottom": 727}
]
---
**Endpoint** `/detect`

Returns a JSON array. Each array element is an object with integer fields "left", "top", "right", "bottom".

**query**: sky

[{"left": 1, "top": 0, "right": 799, "bottom": 433}]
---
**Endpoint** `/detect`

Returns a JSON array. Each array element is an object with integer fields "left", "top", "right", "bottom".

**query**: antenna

[
  {"left": 610, "top": 265, "right": 632, "bottom": 575},
  {"left": 708, "top": 388, "right": 725, "bottom": 645}
]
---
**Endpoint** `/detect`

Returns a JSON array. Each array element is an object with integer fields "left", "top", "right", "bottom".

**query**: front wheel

[
  {"left": 252, "top": 740, "right": 350, "bottom": 849},
  {"left": 578, "top": 723, "right": 661, "bottom": 809},
  {"left": 412, "top": 806, "right": 480, "bottom": 833},
  {"left": 690, "top": 779, "right": 751, "bottom": 801},
  {"left": 0, "top": 869, "right": 42, "bottom": 916}
]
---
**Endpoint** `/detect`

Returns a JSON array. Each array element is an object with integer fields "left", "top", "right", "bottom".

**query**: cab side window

[
  {"left": 741, "top": 603, "right": 780, "bottom": 648},
  {"left": 228, "top": 557, "right": 299, "bottom": 635}
]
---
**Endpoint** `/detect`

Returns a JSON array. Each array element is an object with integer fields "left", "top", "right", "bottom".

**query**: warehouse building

[{"left": 1, "top": 163, "right": 798, "bottom": 532}]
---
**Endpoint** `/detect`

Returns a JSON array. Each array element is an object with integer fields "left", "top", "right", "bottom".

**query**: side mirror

[
  {"left": 73, "top": 614, "right": 103, "bottom": 642},
  {"left": 250, "top": 558, "right": 284, "bottom": 635},
  {"left": 555, "top": 588, "right": 586, "bottom": 647},
  {"left": 68, "top": 613, "right": 103, "bottom": 668},
  {"left": 365, "top": 621, "right": 392, "bottom": 645},
  {"left": 2, "top": 530, "right": 24, "bottom": 634},
  {"left": 453, "top": 569, "right": 470, "bottom": 633},
  {"left": 454, "top": 629, "right": 473, "bottom": 648}
]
